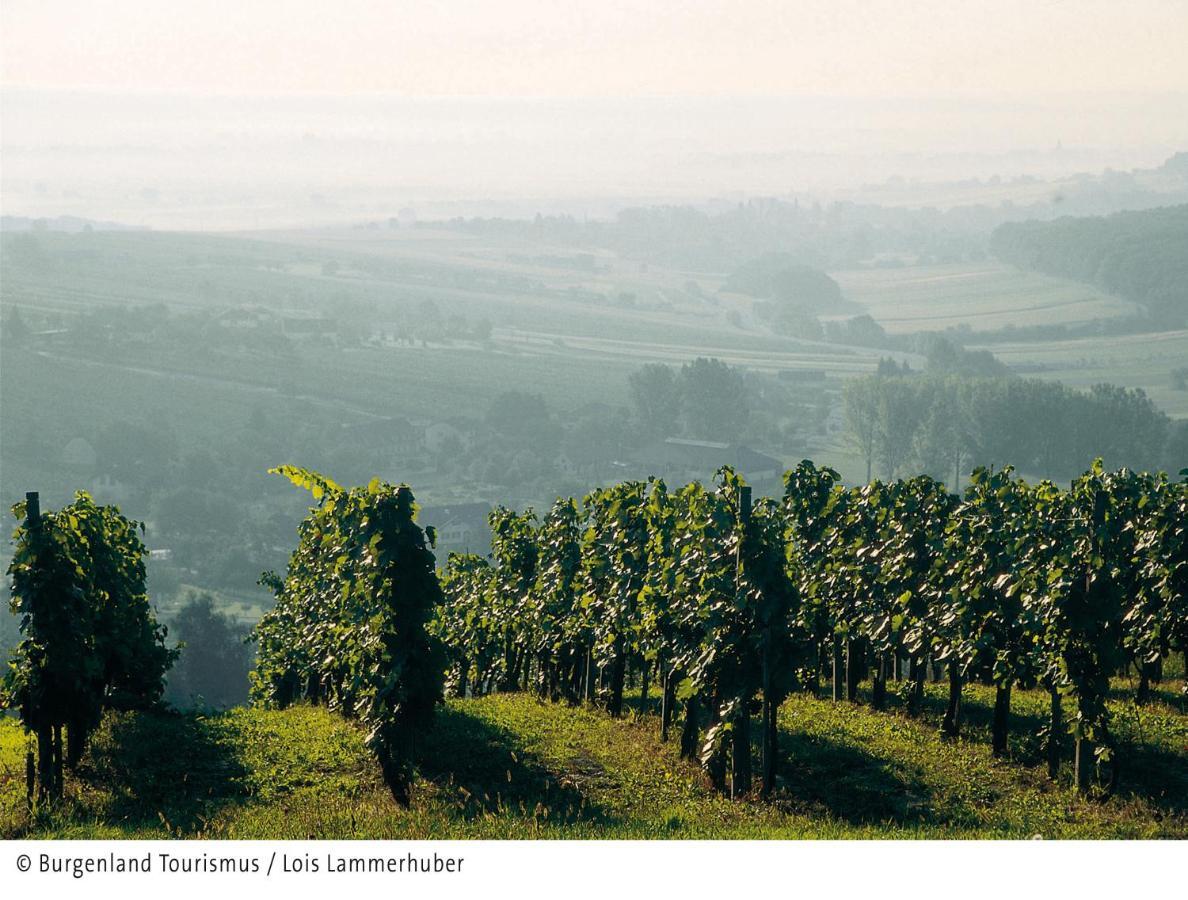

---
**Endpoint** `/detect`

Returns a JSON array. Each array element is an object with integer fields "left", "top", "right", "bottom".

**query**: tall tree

[
  {"left": 628, "top": 364, "right": 681, "bottom": 438},
  {"left": 843, "top": 376, "right": 879, "bottom": 483},
  {"left": 679, "top": 357, "right": 750, "bottom": 440}
]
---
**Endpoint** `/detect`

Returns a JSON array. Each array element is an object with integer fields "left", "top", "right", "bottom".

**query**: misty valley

[
  {"left": 1, "top": 151, "right": 1187, "bottom": 843},
  {"left": 3, "top": 179, "right": 1187, "bottom": 650}
]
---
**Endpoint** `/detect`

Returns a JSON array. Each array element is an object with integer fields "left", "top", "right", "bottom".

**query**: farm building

[
  {"left": 632, "top": 437, "right": 784, "bottom": 491},
  {"left": 419, "top": 501, "right": 492, "bottom": 559}
]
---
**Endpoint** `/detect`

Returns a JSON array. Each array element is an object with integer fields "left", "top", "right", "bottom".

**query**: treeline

[
  {"left": 454, "top": 356, "right": 802, "bottom": 495},
  {"left": 844, "top": 372, "right": 1185, "bottom": 484},
  {"left": 433, "top": 462, "right": 1187, "bottom": 798},
  {"left": 431, "top": 164, "right": 1188, "bottom": 274},
  {"left": 440, "top": 199, "right": 993, "bottom": 271},
  {"left": 2, "top": 492, "right": 176, "bottom": 802},
  {"left": 991, "top": 204, "right": 1188, "bottom": 328}
]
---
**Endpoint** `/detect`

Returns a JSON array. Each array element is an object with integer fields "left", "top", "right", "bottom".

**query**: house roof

[
  {"left": 634, "top": 437, "right": 783, "bottom": 477},
  {"left": 664, "top": 437, "right": 729, "bottom": 450}
]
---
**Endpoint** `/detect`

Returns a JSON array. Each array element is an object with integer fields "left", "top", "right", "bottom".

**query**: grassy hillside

[
  {"left": 834, "top": 262, "right": 1138, "bottom": 335},
  {"left": 2, "top": 679, "right": 1184, "bottom": 839}
]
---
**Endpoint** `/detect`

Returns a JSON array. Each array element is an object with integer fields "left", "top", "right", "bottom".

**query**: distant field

[
  {"left": 8, "top": 232, "right": 1150, "bottom": 388},
  {"left": 1, "top": 229, "right": 886, "bottom": 369},
  {"left": 2, "top": 231, "right": 1182, "bottom": 506},
  {"left": 833, "top": 262, "right": 1138, "bottom": 334},
  {"left": 0, "top": 230, "right": 860, "bottom": 550},
  {"left": 0, "top": 229, "right": 901, "bottom": 507},
  {"left": 972, "top": 329, "right": 1188, "bottom": 419}
]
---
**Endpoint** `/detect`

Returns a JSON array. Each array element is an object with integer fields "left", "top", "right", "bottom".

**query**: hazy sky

[
  {"left": 4, "top": 0, "right": 1187, "bottom": 98},
  {"left": 3, "top": 1, "right": 1187, "bottom": 228}
]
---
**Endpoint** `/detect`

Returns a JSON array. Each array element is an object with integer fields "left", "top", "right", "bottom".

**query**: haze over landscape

[
  {"left": 4, "top": 1, "right": 1188, "bottom": 227},
  {"left": 4, "top": 0, "right": 1188, "bottom": 604},
  {"left": 1, "top": 0, "right": 1188, "bottom": 845}
]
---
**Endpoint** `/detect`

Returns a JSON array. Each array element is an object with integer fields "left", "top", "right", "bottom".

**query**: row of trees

[
  {"left": 10, "top": 461, "right": 1180, "bottom": 807},
  {"left": 2, "top": 492, "right": 176, "bottom": 802},
  {"left": 843, "top": 373, "right": 1182, "bottom": 484},
  {"left": 434, "top": 461, "right": 1187, "bottom": 798},
  {"left": 444, "top": 199, "right": 995, "bottom": 272},
  {"left": 991, "top": 204, "right": 1188, "bottom": 328},
  {"left": 251, "top": 467, "right": 446, "bottom": 805}
]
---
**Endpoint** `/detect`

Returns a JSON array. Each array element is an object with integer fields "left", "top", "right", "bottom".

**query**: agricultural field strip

[
  {"left": 0, "top": 349, "right": 350, "bottom": 446},
  {"left": 834, "top": 263, "right": 1138, "bottom": 333},
  {"left": 245, "top": 227, "right": 705, "bottom": 286},
  {"left": 3, "top": 259, "right": 754, "bottom": 354},
  {"left": 7, "top": 236, "right": 1134, "bottom": 347},
  {"left": 974, "top": 328, "right": 1188, "bottom": 361},
  {"left": 5, "top": 330, "right": 644, "bottom": 426},
  {"left": 26, "top": 349, "right": 391, "bottom": 421},
  {"left": 237, "top": 228, "right": 721, "bottom": 299},
  {"left": 4, "top": 235, "right": 1173, "bottom": 412},
  {"left": 6, "top": 262, "right": 888, "bottom": 382},
  {"left": 498, "top": 328, "right": 888, "bottom": 373},
  {"left": 0, "top": 274, "right": 212, "bottom": 314},
  {"left": 298, "top": 268, "right": 760, "bottom": 348},
  {"left": 221, "top": 231, "right": 880, "bottom": 352},
  {"left": 870, "top": 296, "right": 1135, "bottom": 327}
]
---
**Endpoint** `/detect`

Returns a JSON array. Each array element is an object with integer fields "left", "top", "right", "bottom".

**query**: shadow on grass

[
  {"left": 81, "top": 709, "right": 248, "bottom": 835},
  {"left": 912, "top": 688, "right": 1052, "bottom": 764},
  {"left": 776, "top": 728, "right": 936, "bottom": 825},
  {"left": 834, "top": 679, "right": 1188, "bottom": 817},
  {"left": 622, "top": 692, "right": 662, "bottom": 718},
  {"left": 1107, "top": 681, "right": 1188, "bottom": 712},
  {"left": 803, "top": 682, "right": 1025, "bottom": 754},
  {"left": 417, "top": 705, "right": 618, "bottom": 827},
  {"left": 1113, "top": 743, "right": 1188, "bottom": 816},
  {"left": 924, "top": 685, "right": 1188, "bottom": 814}
]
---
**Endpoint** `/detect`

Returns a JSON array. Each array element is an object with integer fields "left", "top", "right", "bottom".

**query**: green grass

[
  {"left": 834, "top": 262, "right": 1138, "bottom": 335},
  {"left": 3, "top": 677, "right": 1184, "bottom": 839}
]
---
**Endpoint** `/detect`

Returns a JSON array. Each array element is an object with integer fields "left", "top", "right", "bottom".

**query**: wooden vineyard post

[
  {"left": 1076, "top": 489, "right": 1108, "bottom": 793},
  {"left": 25, "top": 751, "right": 35, "bottom": 812},
  {"left": 1047, "top": 684, "right": 1063, "bottom": 780},
  {"left": 24, "top": 492, "right": 56, "bottom": 803},
  {"left": 660, "top": 661, "right": 675, "bottom": 742},
  {"left": 831, "top": 635, "right": 843, "bottom": 702},
  {"left": 1075, "top": 737, "right": 1093, "bottom": 791},
  {"left": 845, "top": 638, "right": 862, "bottom": 701},
  {"left": 729, "top": 485, "right": 751, "bottom": 797}
]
